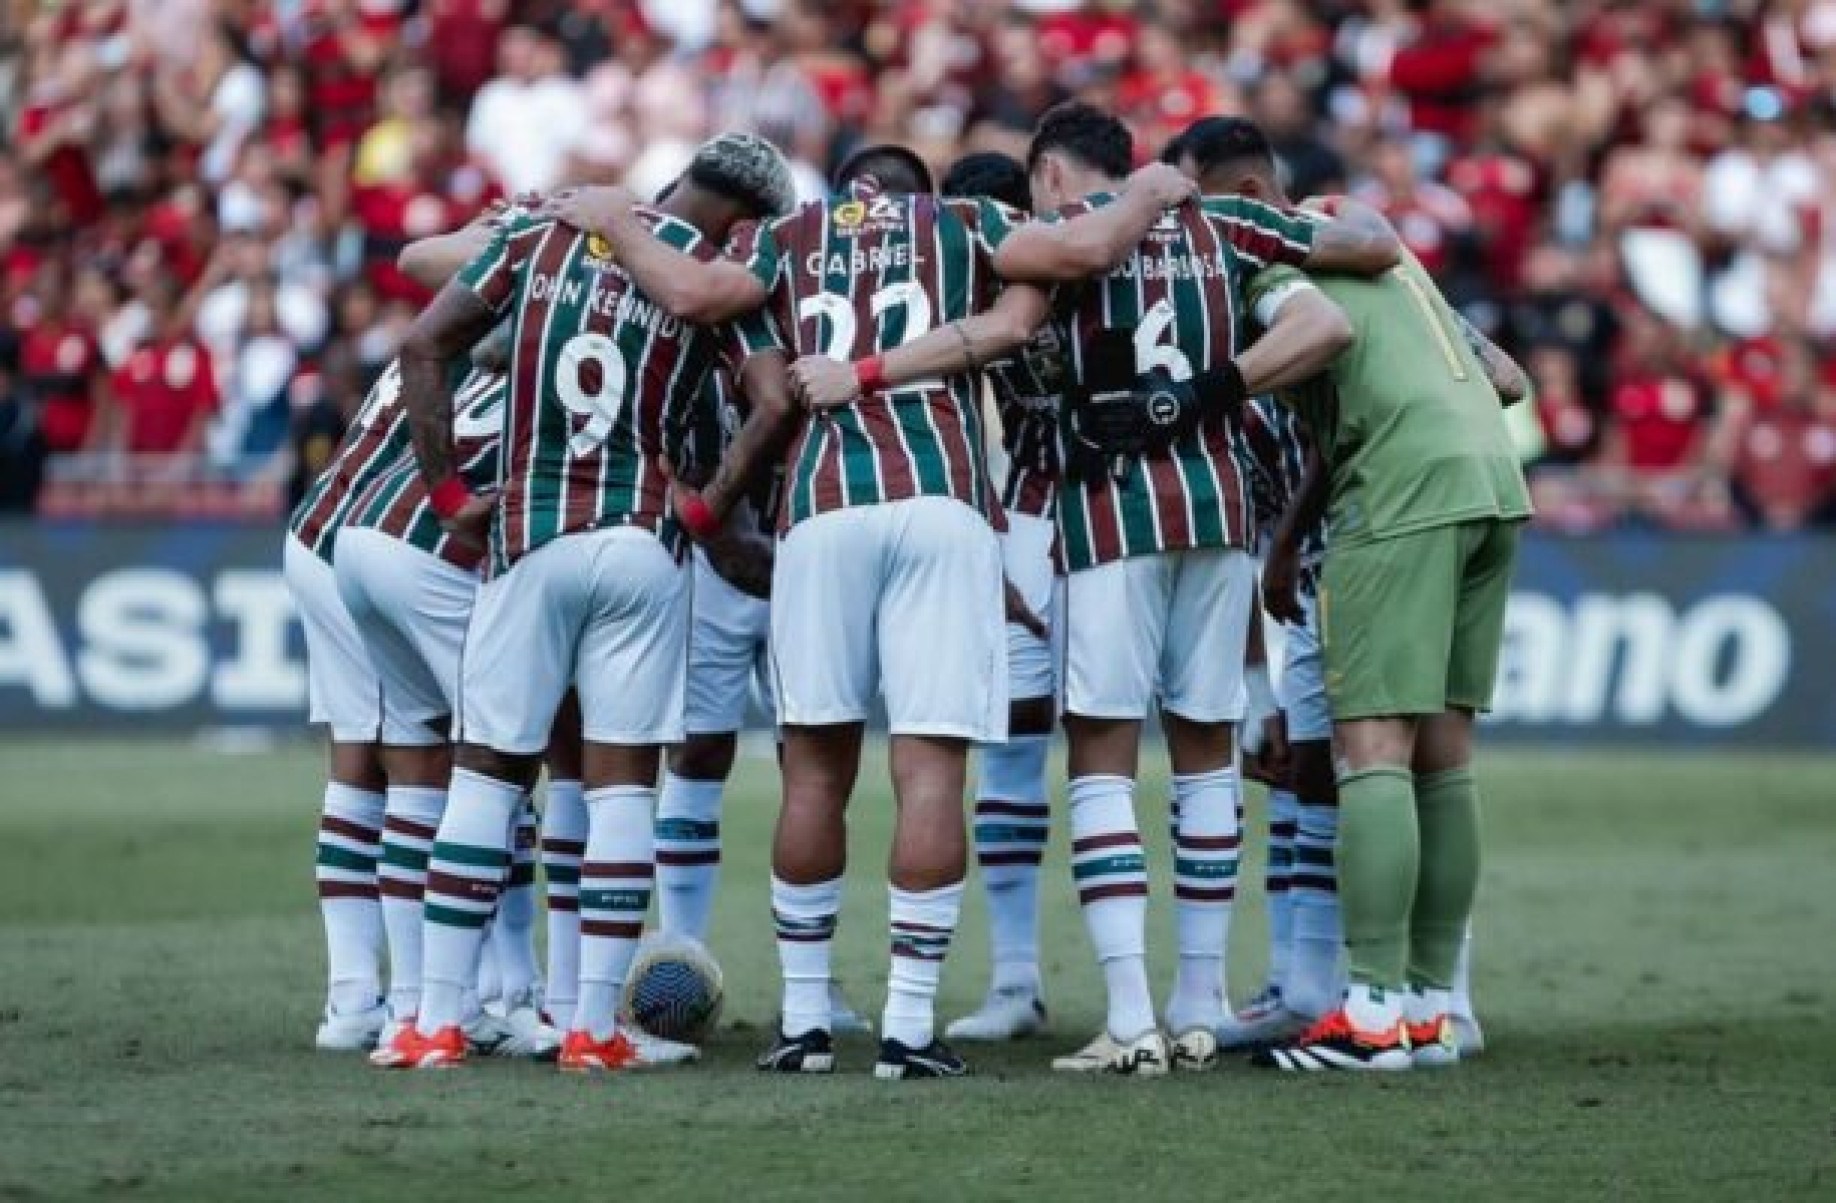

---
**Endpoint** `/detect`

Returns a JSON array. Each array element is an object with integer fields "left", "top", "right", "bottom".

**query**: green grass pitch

[{"left": 0, "top": 738, "right": 1832, "bottom": 1201}]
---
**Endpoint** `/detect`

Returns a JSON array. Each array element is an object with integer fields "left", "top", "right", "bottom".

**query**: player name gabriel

[
  {"left": 804, "top": 242, "right": 915, "bottom": 278},
  {"left": 527, "top": 272, "right": 686, "bottom": 337}
]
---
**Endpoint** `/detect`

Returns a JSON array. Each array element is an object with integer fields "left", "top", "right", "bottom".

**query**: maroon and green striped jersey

[
  {"left": 726, "top": 183, "right": 1018, "bottom": 530},
  {"left": 1049, "top": 193, "right": 1318, "bottom": 573},
  {"left": 1241, "top": 394, "right": 1325, "bottom": 587},
  {"left": 456, "top": 208, "right": 730, "bottom": 571},
  {"left": 677, "top": 363, "right": 783, "bottom": 537},
  {"left": 986, "top": 323, "right": 1068, "bottom": 518},
  {"left": 289, "top": 361, "right": 413, "bottom": 563},
  {"left": 341, "top": 369, "right": 506, "bottom": 572}
]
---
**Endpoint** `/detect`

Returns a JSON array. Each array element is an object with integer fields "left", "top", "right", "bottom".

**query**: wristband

[
  {"left": 677, "top": 489, "right": 722, "bottom": 541},
  {"left": 855, "top": 354, "right": 887, "bottom": 394},
  {"left": 429, "top": 476, "right": 474, "bottom": 520}
]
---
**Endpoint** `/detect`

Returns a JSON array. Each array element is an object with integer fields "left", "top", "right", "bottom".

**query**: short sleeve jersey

[
  {"left": 1246, "top": 254, "right": 1533, "bottom": 549},
  {"left": 342, "top": 368, "right": 507, "bottom": 572},
  {"left": 1048, "top": 193, "right": 1319, "bottom": 572},
  {"left": 725, "top": 182, "right": 1019, "bottom": 530},
  {"left": 455, "top": 208, "right": 730, "bottom": 571},
  {"left": 290, "top": 359, "right": 412, "bottom": 563}
]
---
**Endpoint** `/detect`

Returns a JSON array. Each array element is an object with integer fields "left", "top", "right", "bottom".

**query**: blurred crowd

[{"left": 1, "top": 0, "right": 1834, "bottom": 530}]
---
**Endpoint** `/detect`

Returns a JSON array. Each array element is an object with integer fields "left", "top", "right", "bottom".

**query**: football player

[
  {"left": 286, "top": 214, "right": 514, "bottom": 1052},
  {"left": 373, "top": 133, "right": 797, "bottom": 1072},
  {"left": 1216, "top": 129, "right": 1528, "bottom": 1071}
]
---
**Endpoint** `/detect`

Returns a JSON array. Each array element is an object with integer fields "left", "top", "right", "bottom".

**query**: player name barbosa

[{"left": 528, "top": 274, "right": 685, "bottom": 336}]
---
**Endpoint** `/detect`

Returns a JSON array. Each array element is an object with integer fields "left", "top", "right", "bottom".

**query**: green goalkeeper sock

[
  {"left": 1335, "top": 766, "right": 1418, "bottom": 990},
  {"left": 1409, "top": 766, "right": 1482, "bottom": 990}
]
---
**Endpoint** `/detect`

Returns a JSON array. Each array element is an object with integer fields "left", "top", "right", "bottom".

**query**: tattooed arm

[{"left": 400, "top": 284, "right": 502, "bottom": 542}]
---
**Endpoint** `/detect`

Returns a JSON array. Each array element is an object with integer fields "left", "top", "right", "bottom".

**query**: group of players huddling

[{"left": 287, "top": 96, "right": 1530, "bottom": 1079}]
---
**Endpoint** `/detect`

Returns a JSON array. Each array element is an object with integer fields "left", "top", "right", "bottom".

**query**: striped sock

[
  {"left": 655, "top": 772, "right": 724, "bottom": 942},
  {"left": 488, "top": 796, "right": 542, "bottom": 1004},
  {"left": 378, "top": 785, "right": 443, "bottom": 1020},
  {"left": 576, "top": 785, "right": 655, "bottom": 1041},
  {"left": 316, "top": 782, "right": 385, "bottom": 1015},
  {"left": 1167, "top": 766, "right": 1240, "bottom": 1033},
  {"left": 773, "top": 876, "right": 841, "bottom": 1038},
  {"left": 541, "top": 778, "right": 586, "bottom": 1030},
  {"left": 885, "top": 881, "right": 964, "bottom": 1048},
  {"left": 418, "top": 769, "right": 519, "bottom": 1033},
  {"left": 974, "top": 733, "right": 1050, "bottom": 994},
  {"left": 1287, "top": 798, "right": 1343, "bottom": 1017},
  {"left": 1266, "top": 787, "right": 1299, "bottom": 994},
  {"left": 1068, "top": 774, "right": 1153, "bottom": 1040}
]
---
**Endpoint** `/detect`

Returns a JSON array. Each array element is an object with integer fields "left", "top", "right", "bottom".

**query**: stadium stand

[{"left": 1, "top": 0, "right": 1833, "bottom": 529}]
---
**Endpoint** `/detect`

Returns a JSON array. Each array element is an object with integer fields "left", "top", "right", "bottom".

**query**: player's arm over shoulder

[
  {"left": 1292, "top": 194, "right": 1402, "bottom": 275},
  {"left": 1235, "top": 265, "right": 1354, "bottom": 397}
]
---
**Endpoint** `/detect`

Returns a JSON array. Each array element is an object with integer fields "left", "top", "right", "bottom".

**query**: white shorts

[
  {"left": 284, "top": 533, "right": 382, "bottom": 744},
  {"left": 685, "top": 548, "right": 774, "bottom": 735},
  {"left": 333, "top": 529, "right": 478, "bottom": 747},
  {"left": 1279, "top": 589, "right": 1332, "bottom": 742},
  {"left": 1063, "top": 547, "right": 1257, "bottom": 724},
  {"left": 458, "top": 527, "right": 689, "bottom": 755},
  {"left": 1002, "top": 511, "right": 1061, "bottom": 702},
  {"left": 770, "top": 497, "right": 1007, "bottom": 742}
]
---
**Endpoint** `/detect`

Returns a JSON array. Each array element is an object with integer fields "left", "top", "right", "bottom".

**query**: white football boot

[
  {"left": 1050, "top": 1029, "right": 1171, "bottom": 1076},
  {"left": 945, "top": 986, "right": 1048, "bottom": 1041},
  {"left": 315, "top": 999, "right": 387, "bottom": 1052}
]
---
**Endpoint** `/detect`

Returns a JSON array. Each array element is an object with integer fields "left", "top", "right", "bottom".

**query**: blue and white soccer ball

[{"left": 621, "top": 932, "right": 726, "bottom": 1045}]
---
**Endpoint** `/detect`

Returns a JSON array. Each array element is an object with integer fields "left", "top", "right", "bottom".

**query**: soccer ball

[{"left": 621, "top": 932, "right": 725, "bottom": 1045}]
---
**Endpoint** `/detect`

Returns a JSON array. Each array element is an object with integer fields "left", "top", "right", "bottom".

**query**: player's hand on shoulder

[
  {"left": 541, "top": 186, "right": 638, "bottom": 237},
  {"left": 790, "top": 355, "right": 863, "bottom": 409},
  {"left": 1125, "top": 162, "right": 1198, "bottom": 210}
]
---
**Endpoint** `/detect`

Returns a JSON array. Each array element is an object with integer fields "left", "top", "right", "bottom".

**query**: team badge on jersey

[
  {"left": 832, "top": 200, "right": 867, "bottom": 229},
  {"left": 585, "top": 233, "right": 616, "bottom": 264}
]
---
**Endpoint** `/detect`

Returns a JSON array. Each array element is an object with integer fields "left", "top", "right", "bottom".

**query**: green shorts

[{"left": 1318, "top": 518, "right": 1522, "bottom": 721}]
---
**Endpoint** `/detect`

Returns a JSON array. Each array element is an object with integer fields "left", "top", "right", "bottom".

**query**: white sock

[
  {"left": 541, "top": 778, "right": 587, "bottom": 1030},
  {"left": 1287, "top": 799, "right": 1342, "bottom": 1019},
  {"left": 1167, "top": 766, "right": 1239, "bottom": 1032},
  {"left": 772, "top": 875, "right": 841, "bottom": 1037},
  {"left": 418, "top": 769, "right": 520, "bottom": 1033},
  {"left": 884, "top": 881, "right": 964, "bottom": 1048},
  {"left": 488, "top": 795, "right": 542, "bottom": 1004},
  {"left": 655, "top": 772, "right": 725, "bottom": 941},
  {"left": 1068, "top": 774, "right": 1153, "bottom": 1040},
  {"left": 378, "top": 785, "right": 444, "bottom": 1020},
  {"left": 1451, "top": 923, "right": 1477, "bottom": 1021},
  {"left": 576, "top": 784, "right": 655, "bottom": 1040},
  {"left": 475, "top": 928, "right": 501, "bottom": 1005},
  {"left": 1344, "top": 980, "right": 1403, "bottom": 1033},
  {"left": 315, "top": 781, "right": 385, "bottom": 1015},
  {"left": 974, "top": 733, "right": 1049, "bottom": 995},
  {"left": 1266, "top": 787, "right": 1298, "bottom": 995}
]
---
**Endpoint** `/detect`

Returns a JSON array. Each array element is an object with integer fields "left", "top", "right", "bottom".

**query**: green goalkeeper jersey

[{"left": 1247, "top": 256, "right": 1531, "bottom": 549}]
